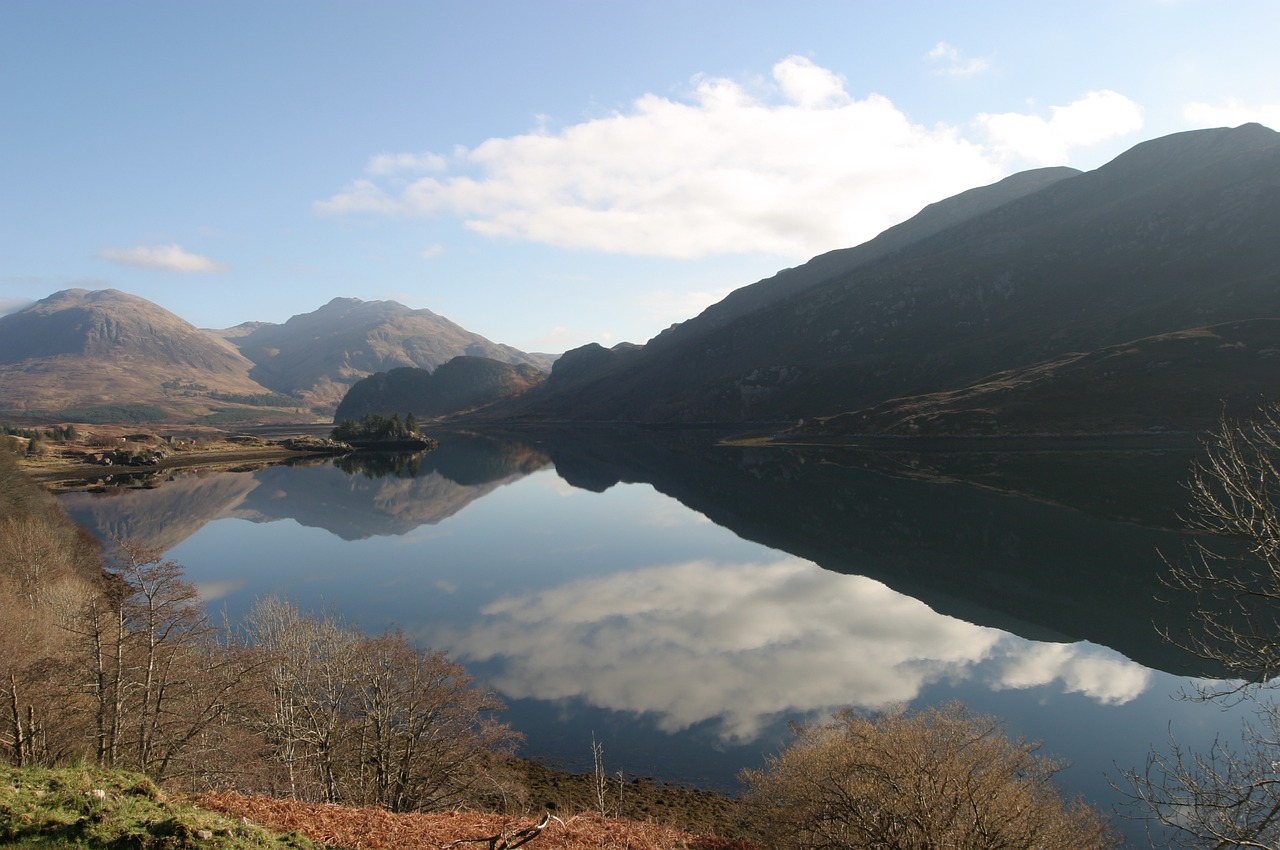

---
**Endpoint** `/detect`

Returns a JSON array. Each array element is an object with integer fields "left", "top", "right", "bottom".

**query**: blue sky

[{"left": 4, "top": 1, "right": 1279, "bottom": 354}]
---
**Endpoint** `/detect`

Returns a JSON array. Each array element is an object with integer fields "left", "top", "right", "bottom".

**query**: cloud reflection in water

[{"left": 443, "top": 556, "right": 1152, "bottom": 741}]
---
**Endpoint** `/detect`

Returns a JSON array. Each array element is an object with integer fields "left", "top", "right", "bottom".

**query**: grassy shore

[
  {"left": 0, "top": 765, "right": 755, "bottom": 850},
  {"left": 14, "top": 427, "right": 346, "bottom": 492}
]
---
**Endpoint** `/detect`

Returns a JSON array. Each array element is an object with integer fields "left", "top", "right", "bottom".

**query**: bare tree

[
  {"left": 53, "top": 541, "right": 257, "bottom": 781},
  {"left": 350, "top": 630, "right": 518, "bottom": 812},
  {"left": 241, "top": 595, "right": 362, "bottom": 803},
  {"left": 742, "top": 702, "right": 1118, "bottom": 850},
  {"left": 1161, "top": 402, "right": 1280, "bottom": 684},
  {"left": 1126, "top": 401, "right": 1280, "bottom": 847},
  {"left": 242, "top": 596, "right": 520, "bottom": 811}
]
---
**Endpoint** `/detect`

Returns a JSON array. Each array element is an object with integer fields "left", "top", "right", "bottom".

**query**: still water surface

[{"left": 60, "top": 428, "right": 1248, "bottom": 845}]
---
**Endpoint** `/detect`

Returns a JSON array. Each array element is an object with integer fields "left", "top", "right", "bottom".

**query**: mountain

[
  {"left": 0, "top": 289, "right": 277, "bottom": 420},
  {"left": 0, "top": 290, "right": 553, "bottom": 424},
  {"left": 215, "top": 297, "right": 555, "bottom": 411},
  {"left": 334, "top": 357, "right": 547, "bottom": 423},
  {"left": 493, "top": 124, "right": 1280, "bottom": 428}
]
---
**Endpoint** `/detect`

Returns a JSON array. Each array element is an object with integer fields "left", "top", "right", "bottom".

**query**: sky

[{"left": 3, "top": 1, "right": 1280, "bottom": 355}]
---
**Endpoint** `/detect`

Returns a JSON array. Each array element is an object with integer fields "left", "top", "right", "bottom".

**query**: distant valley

[{"left": 4, "top": 123, "right": 1280, "bottom": 436}]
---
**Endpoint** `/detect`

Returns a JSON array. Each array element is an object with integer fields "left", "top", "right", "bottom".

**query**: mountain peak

[{"left": 1091, "top": 123, "right": 1280, "bottom": 186}]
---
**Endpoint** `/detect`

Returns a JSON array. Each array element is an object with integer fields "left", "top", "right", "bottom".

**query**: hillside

[
  {"left": 217, "top": 297, "right": 555, "bottom": 411},
  {"left": 491, "top": 124, "right": 1280, "bottom": 428},
  {"left": 335, "top": 356, "right": 547, "bottom": 423},
  {"left": 796, "top": 319, "right": 1280, "bottom": 438}
]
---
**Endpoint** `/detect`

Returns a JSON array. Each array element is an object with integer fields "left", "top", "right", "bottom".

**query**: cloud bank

[
  {"left": 319, "top": 57, "right": 1143, "bottom": 261},
  {"left": 100, "top": 244, "right": 227, "bottom": 273},
  {"left": 440, "top": 556, "right": 1151, "bottom": 741}
]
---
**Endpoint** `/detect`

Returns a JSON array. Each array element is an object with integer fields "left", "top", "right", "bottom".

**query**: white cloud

[
  {"left": 318, "top": 56, "right": 1005, "bottom": 260},
  {"left": 1183, "top": 98, "right": 1280, "bottom": 131},
  {"left": 421, "top": 243, "right": 444, "bottom": 259},
  {"left": 977, "top": 89, "right": 1145, "bottom": 165},
  {"left": 319, "top": 58, "right": 1146, "bottom": 260},
  {"left": 439, "top": 556, "right": 1152, "bottom": 741},
  {"left": 100, "top": 243, "right": 228, "bottom": 273},
  {"left": 927, "top": 42, "right": 991, "bottom": 77}
]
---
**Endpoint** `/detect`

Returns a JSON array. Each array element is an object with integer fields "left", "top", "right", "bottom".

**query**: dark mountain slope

[
  {"left": 219, "top": 297, "right": 555, "bottom": 412},
  {"left": 801, "top": 319, "right": 1280, "bottom": 437},
  {"left": 334, "top": 356, "right": 547, "bottom": 422},
  {"left": 499, "top": 124, "right": 1280, "bottom": 424},
  {"left": 653, "top": 165, "right": 1080, "bottom": 346}
]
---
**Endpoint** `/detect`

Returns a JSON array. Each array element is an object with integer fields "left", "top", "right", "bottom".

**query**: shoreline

[{"left": 19, "top": 440, "right": 348, "bottom": 492}]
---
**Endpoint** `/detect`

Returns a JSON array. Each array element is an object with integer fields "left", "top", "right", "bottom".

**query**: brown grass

[{"left": 195, "top": 791, "right": 759, "bottom": 850}]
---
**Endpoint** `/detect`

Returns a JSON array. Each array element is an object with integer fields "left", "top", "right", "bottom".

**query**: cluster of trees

[
  {"left": 241, "top": 596, "right": 519, "bottom": 810},
  {"left": 0, "top": 451, "right": 519, "bottom": 812},
  {"left": 3, "top": 424, "right": 80, "bottom": 456},
  {"left": 2, "top": 424, "right": 78, "bottom": 441},
  {"left": 332, "top": 412, "right": 422, "bottom": 442},
  {"left": 207, "top": 391, "right": 302, "bottom": 408}
]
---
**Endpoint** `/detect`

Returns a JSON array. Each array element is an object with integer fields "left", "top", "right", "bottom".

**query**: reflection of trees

[{"left": 334, "top": 451, "right": 425, "bottom": 480}]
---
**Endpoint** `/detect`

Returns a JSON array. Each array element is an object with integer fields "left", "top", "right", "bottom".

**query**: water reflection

[
  {"left": 61, "top": 428, "right": 1213, "bottom": 678},
  {"left": 57, "top": 427, "right": 1233, "bottom": 843},
  {"left": 60, "top": 431, "right": 551, "bottom": 546},
  {"left": 442, "top": 554, "right": 1151, "bottom": 741}
]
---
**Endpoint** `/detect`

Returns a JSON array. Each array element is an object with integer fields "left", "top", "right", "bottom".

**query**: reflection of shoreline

[
  {"left": 441, "top": 555, "right": 1152, "bottom": 743},
  {"left": 60, "top": 433, "right": 553, "bottom": 549},
  {"left": 32, "top": 444, "right": 343, "bottom": 492}
]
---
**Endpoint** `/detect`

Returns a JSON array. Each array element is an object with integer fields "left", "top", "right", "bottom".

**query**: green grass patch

[
  {"left": 0, "top": 766, "right": 321, "bottom": 849},
  {"left": 206, "top": 392, "right": 301, "bottom": 408},
  {"left": 197, "top": 409, "right": 299, "bottom": 426},
  {"left": 53, "top": 405, "right": 170, "bottom": 425}
]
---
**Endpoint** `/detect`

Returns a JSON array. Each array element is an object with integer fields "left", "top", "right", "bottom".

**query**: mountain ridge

[
  {"left": 0, "top": 290, "right": 552, "bottom": 423},
  {"left": 484, "top": 123, "right": 1280, "bottom": 430}
]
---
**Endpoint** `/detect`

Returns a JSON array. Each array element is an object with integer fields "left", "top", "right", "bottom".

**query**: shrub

[{"left": 742, "top": 702, "right": 1118, "bottom": 850}]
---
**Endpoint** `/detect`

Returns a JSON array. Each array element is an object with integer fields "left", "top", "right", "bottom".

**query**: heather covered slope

[
  {"left": 0, "top": 289, "right": 279, "bottom": 419},
  {"left": 497, "top": 124, "right": 1280, "bottom": 426}
]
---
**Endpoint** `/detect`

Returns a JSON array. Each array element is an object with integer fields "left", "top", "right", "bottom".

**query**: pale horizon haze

[{"left": 3, "top": 1, "right": 1279, "bottom": 354}]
